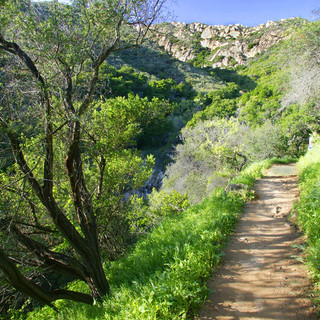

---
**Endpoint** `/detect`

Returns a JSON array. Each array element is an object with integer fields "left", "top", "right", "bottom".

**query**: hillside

[
  {"left": 151, "top": 18, "right": 307, "bottom": 68},
  {"left": 105, "top": 18, "right": 306, "bottom": 91}
]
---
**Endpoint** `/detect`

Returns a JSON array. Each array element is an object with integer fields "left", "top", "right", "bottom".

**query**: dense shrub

[
  {"left": 241, "top": 120, "right": 287, "bottom": 160},
  {"left": 162, "top": 118, "right": 247, "bottom": 203},
  {"left": 187, "top": 83, "right": 240, "bottom": 126}
]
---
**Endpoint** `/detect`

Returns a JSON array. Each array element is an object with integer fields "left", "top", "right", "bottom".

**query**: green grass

[
  {"left": 23, "top": 161, "right": 274, "bottom": 320},
  {"left": 231, "top": 157, "right": 296, "bottom": 188},
  {"left": 295, "top": 143, "right": 320, "bottom": 304}
]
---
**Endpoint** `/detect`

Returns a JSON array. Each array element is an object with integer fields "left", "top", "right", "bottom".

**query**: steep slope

[{"left": 106, "top": 42, "right": 223, "bottom": 94}]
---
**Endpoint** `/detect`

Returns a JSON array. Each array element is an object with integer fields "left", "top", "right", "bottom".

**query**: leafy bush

[
  {"left": 162, "top": 115, "right": 290, "bottom": 204},
  {"left": 279, "top": 102, "right": 320, "bottom": 156},
  {"left": 227, "top": 56, "right": 237, "bottom": 66},
  {"left": 162, "top": 118, "right": 248, "bottom": 203},
  {"left": 212, "top": 55, "right": 225, "bottom": 63},
  {"left": 238, "top": 85, "right": 281, "bottom": 125},
  {"left": 191, "top": 47, "right": 212, "bottom": 68},
  {"left": 209, "top": 68, "right": 257, "bottom": 91},
  {"left": 241, "top": 120, "right": 287, "bottom": 160},
  {"left": 247, "top": 42, "right": 259, "bottom": 50},
  {"left": 187, "top": 83, "right": 240, "bottom": 126}
]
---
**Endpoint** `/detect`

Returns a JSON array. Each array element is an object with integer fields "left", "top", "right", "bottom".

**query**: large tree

[{"left": 0, "top": 0, "right": 166, "bottom": 306}]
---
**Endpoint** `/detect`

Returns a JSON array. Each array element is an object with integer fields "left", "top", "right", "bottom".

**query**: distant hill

[
  {"left": 150, "top": 18, "right": 307, "bottom": 68},
  {"left": 105, "top": 18, "right": 307, "bottom": 96}
]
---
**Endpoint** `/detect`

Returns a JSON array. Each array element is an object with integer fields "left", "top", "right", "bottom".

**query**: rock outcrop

[{"left": 152, "top": 18, "right": 305, "bottom": 68}]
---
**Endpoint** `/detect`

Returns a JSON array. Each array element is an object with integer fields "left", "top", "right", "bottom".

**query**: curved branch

[
  {"left": 58, "top": 56, "right": 76, "bottom": 116},
  {"left": 0, "top": 33, "right": 54, "bottom": 200},
  {"left": 0, "top": 248, "right": 93, "bottom": 305},
  {"left": 0, "top": 34, "right": 45, "bottom": 86}
]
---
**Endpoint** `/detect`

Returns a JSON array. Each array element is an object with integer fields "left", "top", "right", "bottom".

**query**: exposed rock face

[{"left": 152, "top": 18, "right": 304, "bottom": 68}]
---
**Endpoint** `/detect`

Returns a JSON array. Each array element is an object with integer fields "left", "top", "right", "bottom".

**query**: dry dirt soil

[{"left": 196, "top": 164, "right": 319, "bottom": 320}]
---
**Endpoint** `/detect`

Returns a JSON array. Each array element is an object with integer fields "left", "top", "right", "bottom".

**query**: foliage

[
  {"left": 123, "top": 189, "right": 190, "bottom": 238},
  {"left": 191, "top": 43, "right": 212, "bottom": 68},
  {"left": 97, "top": 64, "right": 195, "bottom": 102},
  {"left": 281, "top": 21, "right": 320, "bottom": 107},
  {"left": 148, "top": 189, "right": 190, "bottom": 218},
  {"left": 162, "top": 115, "right": 288, "bottom": 204},
  {"left": 209, "top": 67, "right": 257, "bottom": 91},
  {"left": 187, "top": 83, "right": 240, "bottom": 126},
  {"left": 98, "top": 65, "right": 149, "bottom": 98},
  {"left": 279, "top": 102, "right": 320, "bottom": 156},
  {"left": 295, "top": 143, "right": 320, "bottom": 301},
  {"left": 24, "top": 191, "right": 240, "bottom": 320},
  {"left": 147, "top": 78, "right": 195, "bottom": 101},
  {"left": 212, "top": 55, "right": 225, "bottom": 64},
  {"left": 241, "top": 120, "right": 287, "bottom": 161},
  {"left": 247, "top": 42, "right": 259, "bottom": 50},
  {"left": 238, "top": 85, "right": 281, "bottom": 125},
  {"left": 107, "top": 45, "right": 222, "bottom": 94},
  {"left": 162, "top": 118, "right": 248, "bottom": 203},
  {"left": 230, "top": 23, "right": 320, "bottom": 155}
]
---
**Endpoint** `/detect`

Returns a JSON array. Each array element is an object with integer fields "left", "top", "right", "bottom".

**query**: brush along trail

[{"left": 196, "top": 164, "right": 318, "bottom": 320}]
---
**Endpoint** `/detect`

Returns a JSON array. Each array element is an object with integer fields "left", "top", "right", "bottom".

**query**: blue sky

[{"left": 169, "top": 0, "right": 320, "bottom": 26}]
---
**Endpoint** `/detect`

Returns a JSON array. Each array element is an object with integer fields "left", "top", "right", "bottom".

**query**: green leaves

[{"left": 186, "top": 83, "right": 240, "bottom": 127}]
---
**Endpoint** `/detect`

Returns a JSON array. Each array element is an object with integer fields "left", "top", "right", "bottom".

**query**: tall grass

[
  {"left": 295, "top": 143, "right": 320, "bottom": 297},
  {"left": 23, "top": 161, "right": 272, "bottom": 320}
]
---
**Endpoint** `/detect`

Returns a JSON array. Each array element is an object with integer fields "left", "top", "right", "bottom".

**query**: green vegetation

[
  {"left": 295, "top": 142, "right": 320, "bottom": 302},
  {"left": 247, "top": 42, "right": 259, "bottom": 50},
  {"left": 187, "top": 83, "right": 240, "bottom": 125},
  {"left": 23, "top": 161, "right": 271, "bottom": 320},
  {"left": 107, "top": 45, "right": 222, "bottom": 94},
  {"left": 98, "top": 64, "right": 195, "bottom": 102},
  {"left": 190, "top": 35, "right": 213, "bottom": 68},
  {"left": 0, "top": 0, "right": 169, "bottom": 311},
  {"left": 191, "top": 47, "right": 212, "bottom": 68},
  {"left": 212, "top": 55, "right": 225, "bottom": 64}
]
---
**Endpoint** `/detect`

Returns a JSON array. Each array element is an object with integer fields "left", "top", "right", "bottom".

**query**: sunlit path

[{"left": 197, "top": 164, "right": 318, "bottom": 320}]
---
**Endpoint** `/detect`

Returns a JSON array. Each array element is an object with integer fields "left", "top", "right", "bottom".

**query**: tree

[{"left": 0, "top": 0, "right": 167, "bottom": 306}]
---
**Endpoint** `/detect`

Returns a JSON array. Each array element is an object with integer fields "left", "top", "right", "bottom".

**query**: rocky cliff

[{"left": 152, "top": 18, "right": 306, "bottom": 68}]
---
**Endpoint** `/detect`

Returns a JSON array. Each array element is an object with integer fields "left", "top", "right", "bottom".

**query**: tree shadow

[
  {"left": 210, "top": 67, "right": 257, "bottom": 91},
  {"left": 108, "top": 44, "right": 190, "bottom": 82}
]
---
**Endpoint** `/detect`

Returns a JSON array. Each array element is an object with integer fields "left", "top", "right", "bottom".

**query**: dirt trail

[{"left": 196, "top": 164, "right": 319, "bottom": 320}]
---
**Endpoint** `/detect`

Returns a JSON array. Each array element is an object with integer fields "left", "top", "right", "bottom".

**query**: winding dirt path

[{"left": 196, "top": 164, "right": 319, "bottom": 320}]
